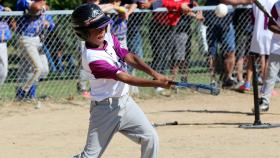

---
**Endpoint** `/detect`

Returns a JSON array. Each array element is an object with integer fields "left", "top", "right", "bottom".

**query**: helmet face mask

[{"left": 71, "top": 3, "right": 112, "bottom": 41}]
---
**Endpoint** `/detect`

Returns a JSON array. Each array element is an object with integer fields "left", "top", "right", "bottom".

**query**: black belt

[{"left": 91, "top": 97, "right": 120, "bottom": 106}]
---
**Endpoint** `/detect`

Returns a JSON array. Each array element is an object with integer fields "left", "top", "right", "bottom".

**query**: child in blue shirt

[{"left": 0, "top": 5, "right": 12, "bottom": 85}]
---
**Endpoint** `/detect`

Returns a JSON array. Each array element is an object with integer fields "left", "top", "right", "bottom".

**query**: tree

[
  {"left": 2, "top": 0, "right": 17, "bottom": 10},
  {"left": 46, "top": 0, "right": 81, "bottom": 10},
  {"left": 1, "top": 0, "right": 82, "bottom": 10}
]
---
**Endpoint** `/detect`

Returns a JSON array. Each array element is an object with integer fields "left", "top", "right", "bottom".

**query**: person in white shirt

[
  {"left": 258, "top": 0, "right": 280, "bottom": 112},
  {"left": 239, "top": 0, "right": 278, "bottom": 92}
]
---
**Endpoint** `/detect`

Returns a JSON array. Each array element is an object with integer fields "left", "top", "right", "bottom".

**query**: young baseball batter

[
  {"left": 258, "top": 0, "right": 280, "bottom": 112},
  {"left": 0, "top": 5, "right": 12, "bottom": 85},
  {"left": 71, "top": 3, "right": 171, "bottom": 158}
]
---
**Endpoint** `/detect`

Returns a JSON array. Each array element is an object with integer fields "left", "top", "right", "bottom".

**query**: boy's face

[{"left": 88, "top": 27, "right": 107, "bottom": 46}]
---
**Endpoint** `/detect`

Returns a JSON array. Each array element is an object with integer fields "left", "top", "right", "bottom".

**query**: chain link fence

[{"left": 0, "top": 6, "right": 273, "bottom": 102}]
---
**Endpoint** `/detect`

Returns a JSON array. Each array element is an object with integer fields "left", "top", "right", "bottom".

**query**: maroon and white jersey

[
  {"left": 270, "top": 1, "right": 280, "bottom": 55},
  {"left": 82, "top": 32, "right": 130, "bottom": 101},
  {"left": 250, "top": 0, "right": 278, "bottom": 55}
]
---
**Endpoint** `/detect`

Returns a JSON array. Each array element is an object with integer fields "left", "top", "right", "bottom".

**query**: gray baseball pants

[
  {"left": 74, "top": 95, "right": 159, "bottom": 158},
  {"left": 261, "top": 53, "right": 280, "bottom": 104},
  {"left": 0, "top": 43, "right": 8, "bottom": 85}
]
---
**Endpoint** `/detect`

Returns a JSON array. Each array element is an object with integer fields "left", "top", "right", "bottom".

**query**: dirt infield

[{"left": 1, "top": 89, "right": 280, "bottom": 158}]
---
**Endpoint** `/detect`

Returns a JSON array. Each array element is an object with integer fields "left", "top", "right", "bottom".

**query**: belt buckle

[{"left": 95, "top": 98, "right": 112, "bottom": 105}]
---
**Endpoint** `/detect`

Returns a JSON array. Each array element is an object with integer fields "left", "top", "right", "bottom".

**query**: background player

[
  {"left": 71, "top": 3, "right": 171, "bottom": 158},
  {"left": 239, "top": 0, "right": 278, "bottom": 92},
  {"left": 16, "top": 0, "right": 54, "bottom": 100},
  {"left": 0, "top": 5, "right": 12, "bottom": 85},
  {"left": 258, "top": 0, "right": 280, "bottom": 112}
]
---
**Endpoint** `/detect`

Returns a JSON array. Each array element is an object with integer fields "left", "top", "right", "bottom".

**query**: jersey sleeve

[
  {"left": 112, "top": 34, "right": 129, "bottom": 60},
  {"left": 270, "top": 4, "right": 280, "bottom": 26},
  {"left": 89, "top": 60, "right": 122, "bottom": 80}
]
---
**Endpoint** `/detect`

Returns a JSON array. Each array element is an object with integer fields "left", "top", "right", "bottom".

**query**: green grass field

[{"left": 0, "top": 70, "right": 213, "bottom": 103}]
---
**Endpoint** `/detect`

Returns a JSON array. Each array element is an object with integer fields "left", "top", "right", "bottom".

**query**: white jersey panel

[
  {"left": 82, "top": 32, "right": 129, "bottom": 101},
  {"left": 250, "top": 0, "right": 278, "bottom": 55},
  {"left": 270, "top": 1, "right": 280, "bottom": 56}
]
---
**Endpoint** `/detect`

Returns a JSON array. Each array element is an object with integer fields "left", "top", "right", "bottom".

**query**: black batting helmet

[{"left": 71, "top": 3, "right": 112, "bottom": 40}]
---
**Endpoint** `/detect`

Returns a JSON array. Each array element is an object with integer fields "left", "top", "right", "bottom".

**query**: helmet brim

[
  {"left": 97, "top": 18, "right": 113, "bottom": 29},
  {"left": 88, "top": 15, "right": 112, "bottom": 29}
]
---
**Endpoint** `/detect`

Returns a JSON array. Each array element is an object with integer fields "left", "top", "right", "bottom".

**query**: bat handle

[{"left": 168, "top": 81, "right": 178, "bottom": 85}]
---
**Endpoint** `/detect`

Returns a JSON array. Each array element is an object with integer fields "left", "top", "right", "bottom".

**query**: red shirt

[{"left": 154, "top": 0, "right": 190, "bottom": 26}]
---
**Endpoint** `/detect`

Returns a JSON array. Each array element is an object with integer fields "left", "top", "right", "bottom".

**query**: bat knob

[{"left": 212, "top": 88, "right": 220, "bottom": 96}]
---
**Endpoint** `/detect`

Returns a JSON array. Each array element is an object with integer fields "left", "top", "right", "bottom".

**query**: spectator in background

[
  {"left": 125, "top": 0, "right": 148, "bottom": 73},
  {"left": 110, "top": 0, "right": 128, "bottom": 48},
  {"left": 232, "top": 7, "right": 253, "bottom": 88},
  {"left": 171, "top": 1, "right": 204, "bottom": 82},
  {"left": 239, "top": 0, "right": 277, "bottom": 92},
  {"left": 205, "top": 0, "right": 254, "bottom": 88},
  {"left": 16, "top": 0, "right": 54, "bottom": 100},
  {"left": 147, "top": 0, "right": 191, "bottom": 92},
  {"left": 0, "top": 5, "right": 12, "bottom": 85},
  {"left": 40, "top": 4, "right": 58, "bottom": 73}
]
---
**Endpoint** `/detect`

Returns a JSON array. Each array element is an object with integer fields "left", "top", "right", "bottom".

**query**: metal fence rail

[{"left": 0, "top": 6, "right": 271, "bottom": 101}]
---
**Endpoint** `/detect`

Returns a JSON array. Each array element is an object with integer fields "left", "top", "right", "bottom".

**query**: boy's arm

[
  {"left": 269, "top": 24, "right": 280, "bottom": 34},
  {"left": 88, "top": 59, "right": 171, "bottom": 88},
  {"left": 116, "top": 71, "right": 171, "bottom": 88},
  {"left": 124, "top": 53, "right": 171, "bottom": 81},
  {"left": 269, "top": 4, "right": 280, "bottom": 34}
]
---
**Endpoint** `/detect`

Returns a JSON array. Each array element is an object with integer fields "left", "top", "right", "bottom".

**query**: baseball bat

[
  {"left": 153, "top": 121, "right": 178, "bottom": 127},
  {"left": 169, "top": 81, "right": 220, "bottom": 96},
  {"left": 254, "top": 0, "right": 277, "bottom": 23}
]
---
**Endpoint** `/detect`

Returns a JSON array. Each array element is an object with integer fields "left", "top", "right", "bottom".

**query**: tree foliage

[
  {"left": 1, "top": 0, "right": 82, "bottom": 10},
  {"left": 46, "top": 0, "right": 81, "bottom": 10}
]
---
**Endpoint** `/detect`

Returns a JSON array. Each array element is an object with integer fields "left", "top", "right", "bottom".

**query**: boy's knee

[{"left": 141, "top": 129, "right": 159, "bottom": 146}]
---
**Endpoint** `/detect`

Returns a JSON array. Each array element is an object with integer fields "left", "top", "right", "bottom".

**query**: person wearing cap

[
  {"left": 71, "top": 3, "right": 172, "bottom": 158},
  {"left": 15, "top": 0, "right": 55, "bottom": 100}
]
